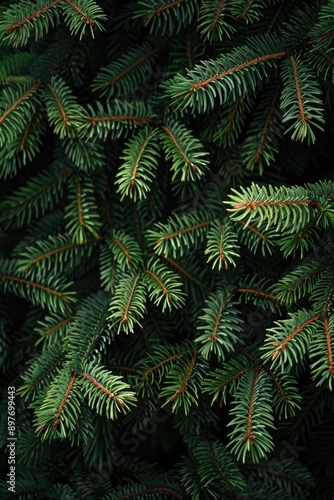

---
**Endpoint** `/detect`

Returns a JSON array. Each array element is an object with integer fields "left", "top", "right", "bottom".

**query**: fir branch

[
  {"left": 143, "top": 351, "right": 188, "bottom": 377},
  {"left": 145, "top": 0, "right": 184, "bottom": 17},
  {"left": 38, "top": 316, "right": 73, "bottom": 339},
  {"left": 231, "top": 287, "right": 278, "bottom": 302},
  {"left": 290, "top": 55, "right": 308, "bottom": 127},
  {"left": 162, "top": 221, "right": 212, "bottom": 240},
  {"left": 200, "top": 429, "right": 226, "bottom": 481},
  {"left": 0, "top": 81, "right": 40, "bottom": 127},
  {"left": 148, "top": 213, "right": 213, "bottom": 257},
  {"left": 46, "top": 82, "right": 70, "bottom": 132},
  {"left": 122, "top": 273, "right": 140, "bottom": 324},
  {"left": 324, "top": 317, "right": 334, "bottom": 376},
  {"left": 80, "top": 362, "right": 137, "bottom": 418},
  {"left": 0, "top": 274, "right": 72, "bottom": 305},
  {"left": 243, "top": 366, "right": 260, "bottom": 445},
  {"left": 271, "top": 313, "right": 321, "bottom": 359},
  {"left": 280, "top": 53, "right": 324, "bottom": 143},
  {"left": 110, "top": 49, "right": 159, "bottom": 85},
  {"left": 169, "top": 350, "right": 197, "bottom": 402},
  {"left": 164, "top": 35, "right": 286, "bottom": 111},
  {"left": 54, "top": 371, "right": 78, "bottom": 423},
  {"left": 189, "top": 52, "right": 286, "bottom": 92},
  {"left": 77, "top": 181, "right": 86, "bottom": 228},
  {"left": 261, "top": 310, "right": 322, "bottom": 367},
  {"left": 209, "top": 367, "right": 251, "bottom": 397},
  {"left": 25, "top": 237, "right": 103, "bottom": 269},
  {"left": 228, "top": 367, "right": 275, "bottom": 462},
  {"left": 4, "top": 0, "right": 62, "bottom": 35},
  {"left": 108, "top": 273, "right": 146, "bottom": 333}
]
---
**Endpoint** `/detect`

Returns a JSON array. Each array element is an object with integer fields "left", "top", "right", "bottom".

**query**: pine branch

[
  {"left": 61, "top": 0, "right": 107, "bottom": 39},
  {"left": 115, "top": 127, "right": 160, "bottom": 201},
  {"left": 261, "top": 310, "right": 322, "bottom": 367},
  {"left": 280, "top": 53, "right": 324, "bottom": 143},
  {"left": 227, "top": 367, "right": 275, "bottom": 462},
  {"left": 195, "top": 291, "right": 243, "bottom": 360},
  {"left": 0, "top": 0, "right": 62, "bottom": 47},
  {"left": 108, "top": 273, "right": 147, "bottom": 333},
  {"left": 0, "top": 258, "right": 76, "bottom": 313},
  {"left": 0, "top": 81, "right": 41, "bottom": 147},
  {"left": 310, "top": 315, "right": 334, "bottom": 389},
  {"left": 143, "top": 259, "right": 186, "bottom": 311},
  {"left": 164, "top": 34, "right": 285, "bottom": 111},
  {"left": 80, "top": 361, "right": 137, "bottom": 419},
  {"left": 147, "top": 211, "right": 213, "bottom": 257}
]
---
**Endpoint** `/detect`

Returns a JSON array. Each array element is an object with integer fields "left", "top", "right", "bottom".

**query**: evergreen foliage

[{"left": 0, "top": 0, "right": 334, "bottom": 498}]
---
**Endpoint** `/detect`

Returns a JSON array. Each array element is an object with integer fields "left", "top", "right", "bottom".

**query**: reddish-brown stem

[
  {"left": 30, "top": 359, "right": 63, "bottom": 393},
  {"left": 233, "top": 199, "right": 314, "bottom": 210},
  {"left": 112, "top": 237, "right": 131, "bottom": 261},
  {"left": 285, "top": 265, "right": 329, "bottom": 294},
  {"left": 82, "top": 372, "right": 125, "bottom": 407},
  {"left": 268, "top": 370, "right": 290, "bottom": 401},
  {"left": 297, "top": 214, "right": 319, "bottom": 239},
  {"left": 211, "top": 0, "right": 226, "bottom": 31},
  {"left": 144, "top": 0, "right": 184, "bottom": 17},
  {"left": 210, "top": 303, "right": 223, "bottom": 342},
  {"left": 108, "top": 366, "right": 140, "bottom": 374},
  {"left": 55, "top": 372, "right": 77, "bottom": 421},
  {"left": 144, "top": 269, "right": 170, "bottom": 298},
  {"left": 317, "top": 49, "right": 334, "bottom": 67},
  {"left": 317, "top": 29, "right": 334, "bottom": 44},
  {"left": 0, "top": 82, "right": 40, "bottom": 126},
  {"left": 130, "top": 130, "right": 153, "bottom": 189},
  {"left": 290, "top": 55, "right": 310, "bottom": 129},
  {"left": 256, "top": 467, "right": 303, "bottom": 484},
  {"left": 42, "top": 317, "right": 73, "bottom": 337},
  {"left": 237, "top": 1, "right": 252, "bottom": 20},
  {"left": 237, "top": 220, "right": 267, "bottom": 241},
  {"left": 324, "top": 317, "right": 334, "bottom": 376}
]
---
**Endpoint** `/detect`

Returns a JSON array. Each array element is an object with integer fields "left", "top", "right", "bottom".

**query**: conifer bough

[{"left": 0, "top": 0, "right": 333, "bottom": 498}]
